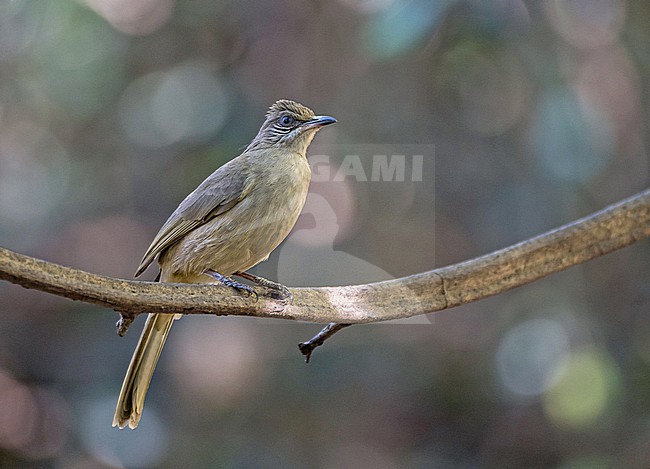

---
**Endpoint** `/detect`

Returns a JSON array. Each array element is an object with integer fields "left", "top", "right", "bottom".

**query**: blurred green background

[{"left": 1, "top": 0, "right": 649, "bottom": 467}]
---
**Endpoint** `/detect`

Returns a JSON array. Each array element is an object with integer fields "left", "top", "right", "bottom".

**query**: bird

[{"left": 113, "top": 99, "right": 336, "bottom": 429}]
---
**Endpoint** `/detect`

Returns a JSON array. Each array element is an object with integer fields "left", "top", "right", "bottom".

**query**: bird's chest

[
  {"left": 174, "top": 155, "right": 311, "bottom": 275},
  {"left": 257, "top": 157, "right": 311, "bottom": 216}
]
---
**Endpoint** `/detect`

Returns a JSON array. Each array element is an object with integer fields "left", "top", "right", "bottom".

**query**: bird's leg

[
  {"left": 206, "top": 269, "right": 258, "bottom": 300},
  {"left": 234, "top": 271, "right": 293, "bottom": 302},
  {"left": 298, "top": 323, "right": 351, "bottom": 363}
]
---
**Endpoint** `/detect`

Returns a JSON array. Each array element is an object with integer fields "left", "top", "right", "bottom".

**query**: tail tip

[{"left": 112, "top": 414, "right": 139, "bottom": 430}]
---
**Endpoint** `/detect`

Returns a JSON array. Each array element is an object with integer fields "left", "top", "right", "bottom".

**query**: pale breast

[{"left": 160, "top": 152, "right": 311, "bottom": 280}]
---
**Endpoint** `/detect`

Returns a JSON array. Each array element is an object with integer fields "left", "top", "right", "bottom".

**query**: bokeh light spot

[
  {"left": 80, "top": 397, "right": 169, "bottom": 467},
  {"left": 543, "top": 347, "right": 620, "bottom": 429},
  {"left": 118, "top": 62, "right": 229, "bottom": 148},
  {"left": 496, "top": 318, "right": 570, "bottom": 396},
  {"left": 362, "top": 0, "right": 454, "bottom": 60},
  {"left": 0, "top": 121, "right": 72, "bottom": 229},
  {"left": 30, "top": 4, "right": 127, "bottom": 118},
  {"left": 546, "top": 0, "right": 626, "bottom": 49},
  {"left": 457, "top": 52, "right": 530, "bottom": 136},
  {"left": 0, "top": 371, "right": 68, "bottom": 460},
  {"left": 83, "top": 0, "right": 174, "bottom": 36},
  {"left": 531, "top": 88, "right": 613, "bottom": 183}
]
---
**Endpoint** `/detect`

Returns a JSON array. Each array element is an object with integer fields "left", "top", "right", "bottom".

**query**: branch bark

[{"left": 1, "top": 189, "right": 649, "bottom": 324}]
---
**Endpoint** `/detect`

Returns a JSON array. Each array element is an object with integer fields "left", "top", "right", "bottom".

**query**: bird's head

[{"left": 248, "top": 99, "right": 336, "bottom": 155}]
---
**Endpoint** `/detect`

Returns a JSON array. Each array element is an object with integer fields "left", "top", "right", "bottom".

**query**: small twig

[
  {"left": 116, "top": 313, "right": 135, "bottom": 337},
  {"left": 298, "top": 323, "right": 351, "bottom": 363}
]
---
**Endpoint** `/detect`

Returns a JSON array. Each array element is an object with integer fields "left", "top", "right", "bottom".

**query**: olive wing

[{"left": 135, "top": 162, "right": 250, "bottom": 277}]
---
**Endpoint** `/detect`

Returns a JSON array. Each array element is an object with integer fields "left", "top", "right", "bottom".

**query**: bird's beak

[{"left": 304, "top": 115, "right": 337, "bottom": 128}]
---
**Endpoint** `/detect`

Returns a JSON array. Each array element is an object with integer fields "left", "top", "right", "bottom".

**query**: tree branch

[{"left": 1, "top": 190, "right": 649, "bottom": 324}]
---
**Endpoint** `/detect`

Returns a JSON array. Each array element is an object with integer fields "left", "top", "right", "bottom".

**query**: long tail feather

[{"left": 113, "top": 313, "right": 175, "bottom": 429}]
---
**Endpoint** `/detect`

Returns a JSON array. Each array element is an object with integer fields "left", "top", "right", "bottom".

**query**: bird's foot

[
  {"left": 206, "top": 270, "right": 258, "bottom": 301},
  {"left": 234, "top": 272, "right": 293, "bottom": 303}
]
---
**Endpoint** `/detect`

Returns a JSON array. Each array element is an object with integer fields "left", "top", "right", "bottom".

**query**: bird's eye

[{"left": 279, "top": 115, "right": 295, "bottom": 127}]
